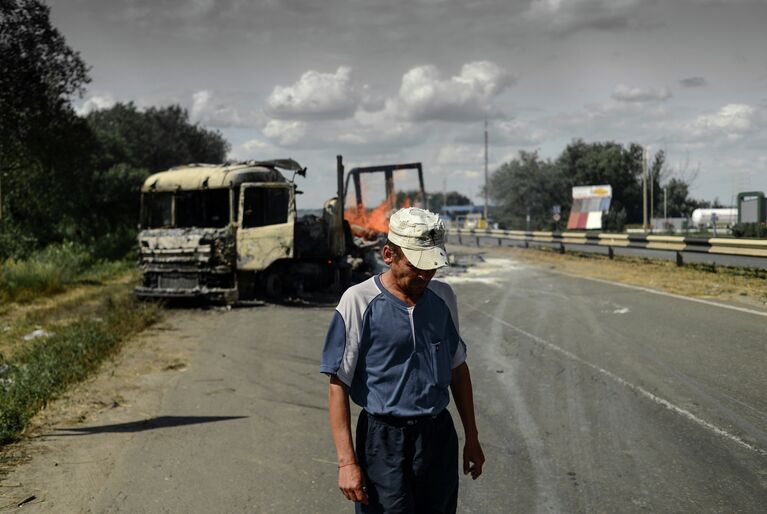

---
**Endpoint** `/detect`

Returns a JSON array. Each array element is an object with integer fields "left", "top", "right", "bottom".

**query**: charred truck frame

[
  {"left": 344, "top": 162, "right": 425, "bottom": 210},
  {"left": 135, "top": 158, "right": 348, "bottom": 302}
]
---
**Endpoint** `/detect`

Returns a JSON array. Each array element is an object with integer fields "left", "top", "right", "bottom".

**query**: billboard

[{"left": 567, "top": 185, "right": 612, "bottom": 230}]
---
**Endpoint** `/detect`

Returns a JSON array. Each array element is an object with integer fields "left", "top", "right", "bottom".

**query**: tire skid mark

[
  {"left": 565, "top": 281, "right": 647, "bottom": 512},
  {"left": 476, "top": 284, "right": 566, "bottom": 514}
]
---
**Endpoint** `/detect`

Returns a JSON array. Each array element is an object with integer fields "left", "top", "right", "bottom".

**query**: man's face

[{"left": 383, "top": 245, "right": 437, "bottom": 298}]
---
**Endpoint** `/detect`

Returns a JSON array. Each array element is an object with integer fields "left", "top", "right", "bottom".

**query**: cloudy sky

[{"left": 51, "top": 0, "right": 767, "bottom": 209}]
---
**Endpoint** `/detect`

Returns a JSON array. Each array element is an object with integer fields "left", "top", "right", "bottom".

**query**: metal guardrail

[{"left": 447, "top": 228, "right": 767, "bottom": 264}]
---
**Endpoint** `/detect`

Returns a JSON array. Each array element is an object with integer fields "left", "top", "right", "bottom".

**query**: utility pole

[
  {"left": 649, "top": 146, "right": 654, "bottom": 230},
  {"left": 483, "top": 118, "right": 489, "bottom": 222},
  {"left": 642, "top": 147, "right": 648, "bottom": 230},
  {"left": 442, "top": 176, "right": 446, "bottom": 212}
]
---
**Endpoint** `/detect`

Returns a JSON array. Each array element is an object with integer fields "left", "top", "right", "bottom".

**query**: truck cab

[{"left": 135, "top": 160, "right": 345, "bottom": 303}]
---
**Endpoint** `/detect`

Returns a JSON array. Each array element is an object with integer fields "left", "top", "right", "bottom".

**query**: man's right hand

[{"left": 339, "top": 463, "right": 369, "bottom": 505}]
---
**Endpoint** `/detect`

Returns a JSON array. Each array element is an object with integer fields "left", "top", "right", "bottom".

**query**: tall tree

[
  {"left": 488, "top": 151, "right": 569, "bottom": 230},
  {"left": 0, "top": 0, "right": 89, "bottom": 155},
  {"left": 0, "top": 3, "right": 233, "bottom": 258},
  {"left": 0, "top": 0, "right": 93, "bottom": 254},
  {"left": 662, "top": 177, "right": 703, "bottom": 218},
  {"left": 87, "top": 103, "right": 229, "bottom": 173}
]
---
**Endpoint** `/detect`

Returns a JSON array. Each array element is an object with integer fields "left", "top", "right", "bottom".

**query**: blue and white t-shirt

[{"left": 320, "top": 275, "right": 466, "bottom": 417}]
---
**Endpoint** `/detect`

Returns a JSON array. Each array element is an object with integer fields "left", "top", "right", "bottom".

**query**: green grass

[
  {"left": 0, "top": 242, "right": 132, "bottom": 304},
  {"left": 0, "top": 294, "right": 161, "bottom": 445}
]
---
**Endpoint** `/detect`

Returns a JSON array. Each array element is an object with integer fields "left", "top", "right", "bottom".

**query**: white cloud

[
  {"left": 261, "top": 110, "right": 425, "bottom": 150},
  {"left": 683, "top": 104, "right": 763, "bottom": 142},
  {"left": 259, "top": 61, "right": 514, "bottom": 150},
  {"left": 390, "top": 61, "right": 515, "bottom": 122},
  {"left": 644, "top": 103, "right": 764, "bottom": 150},
  {"left": 266, "top": 66, "right": 362, "bottom": 120},
  {"left": 228, "top": 137, "right": 283, "bottom": 161},
  {"left": 241, "top": 138, "right": 272, "bottom": 152},
  {"left": 611, "top": 84, "right": 672, "bottom": 103},
  {"left": 263, "top": 119, "right": 308, "bottom": 146},
  {"left": 75, "top": 93, "right": 116, "bottom": 116}
]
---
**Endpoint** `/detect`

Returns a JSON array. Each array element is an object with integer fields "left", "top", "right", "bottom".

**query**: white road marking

[
  {"left": 466, "top": 304, "right": 767, "bottom": 456},
  {"left": 613, "top": 307, "right": 630, "bottom": 314}
]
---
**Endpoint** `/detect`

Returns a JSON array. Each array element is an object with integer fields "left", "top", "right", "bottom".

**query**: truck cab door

[{"left": 236, "top": 183, "right": 295, "bottom": 271}]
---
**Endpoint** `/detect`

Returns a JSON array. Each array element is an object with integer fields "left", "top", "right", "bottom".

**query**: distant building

[
  {"left": 440, "top": 205, "right": 491, "bottom": 229},
  {"left": 439, "top": 204, "right": 485, "bottom": 218}
]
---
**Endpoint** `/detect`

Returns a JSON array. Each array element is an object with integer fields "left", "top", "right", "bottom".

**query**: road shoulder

[{"left": 0, "top": 310, "right": 199, "bottom": 512}]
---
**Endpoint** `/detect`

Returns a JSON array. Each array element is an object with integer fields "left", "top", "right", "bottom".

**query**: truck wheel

[{"left": 264, "top": 270, "right": 284, "bottom": 298}]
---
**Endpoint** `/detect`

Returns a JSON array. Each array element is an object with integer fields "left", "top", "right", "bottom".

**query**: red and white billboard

[{"left": 567, "top": 185, "right": 612, "bottom": 230}]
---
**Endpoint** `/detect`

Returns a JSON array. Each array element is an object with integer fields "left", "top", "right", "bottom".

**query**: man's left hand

[{"left": 463, "top": 439, "right": 485, "bottom": 480}]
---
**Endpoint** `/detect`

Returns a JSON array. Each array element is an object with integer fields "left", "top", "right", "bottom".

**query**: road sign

[{"left": 553, "top": 213, "right": 561, "bottom": 222}]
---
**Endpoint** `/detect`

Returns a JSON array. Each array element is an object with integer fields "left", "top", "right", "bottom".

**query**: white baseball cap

[{"left": 387, "top": 207, "right": 449, "bottom": 270}]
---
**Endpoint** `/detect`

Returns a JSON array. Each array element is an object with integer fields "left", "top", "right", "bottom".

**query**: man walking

[{"left": 321, "top": 207, "right": 484, "bottom": 513}]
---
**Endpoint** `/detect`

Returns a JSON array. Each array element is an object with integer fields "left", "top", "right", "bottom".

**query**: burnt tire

[{"left": 264, "top": 270, "right": 285, "bottom": 298}]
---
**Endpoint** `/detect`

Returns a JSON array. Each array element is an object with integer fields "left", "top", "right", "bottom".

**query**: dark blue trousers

[{"left": 355, "top": 409, "right": 459, "bottom": 514}]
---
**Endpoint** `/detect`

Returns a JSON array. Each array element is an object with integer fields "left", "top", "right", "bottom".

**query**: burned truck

[{"left": 134, "top": 159, "right": 348, "bottom": 302}]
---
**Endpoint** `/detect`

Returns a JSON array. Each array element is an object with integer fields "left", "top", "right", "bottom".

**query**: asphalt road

[{"left": 3, "top": 246, "right": 766, "bottom": 513}]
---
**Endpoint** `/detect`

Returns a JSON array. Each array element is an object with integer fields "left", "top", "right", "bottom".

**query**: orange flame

[
  {"left": 345, "top": 198, "right": 392, "bottom": 240},
  {"left": 344, "top": 196, "right": 413, "bottom": 240}
]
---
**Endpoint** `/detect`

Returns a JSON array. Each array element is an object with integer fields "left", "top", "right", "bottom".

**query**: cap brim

[{"left": 401, "top": 245, "right": 449, "bottom": 270}]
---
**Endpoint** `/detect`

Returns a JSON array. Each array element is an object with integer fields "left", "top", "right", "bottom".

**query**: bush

[
  {"left": 602, "top": 207, "right": 627, "bottom": 233},
  {"left": 0, "top": 242, "right": 95, "bottom": 303},
  {"left": 0, "top": 222, "right": 38, "bottom": 261},
  {"left": 88, "top": 226, "right": 138, "bottom": 261},
  {"left": 35, "top": 241, "right": 94, "bottom": 277},
  {"left": 731, "top": 222, "right": 767, "bottom": 239}
]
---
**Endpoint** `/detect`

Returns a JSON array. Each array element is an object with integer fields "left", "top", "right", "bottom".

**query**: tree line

[
  {"left": 0, "top": 0, "right": 229, "bottom": 259},
  {"left": 487, "top": 140, "right": 716, "bottom": 232}
]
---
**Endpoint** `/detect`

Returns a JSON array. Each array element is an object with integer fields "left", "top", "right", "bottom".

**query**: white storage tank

[{"left": 691, "top": 208, "right": 737, "bottom": 227}]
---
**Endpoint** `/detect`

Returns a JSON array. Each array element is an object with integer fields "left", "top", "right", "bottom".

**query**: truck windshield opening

[
  {"left": 242, "top": 187, "right": 289, "bottom": 228},
  {"left": 175, "top": 189, "right": 230, "bottom": 228},
  {"left": 141, "top": 189, "right": 230, "bottom": 229},
  {"left": 141, "top": 192, "right": 173, "bottom": 228}
]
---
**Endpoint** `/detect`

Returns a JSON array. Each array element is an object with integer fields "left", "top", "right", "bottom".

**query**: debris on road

[{"left": 22, "top": 329, "right": 51, "bottom": 341}]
